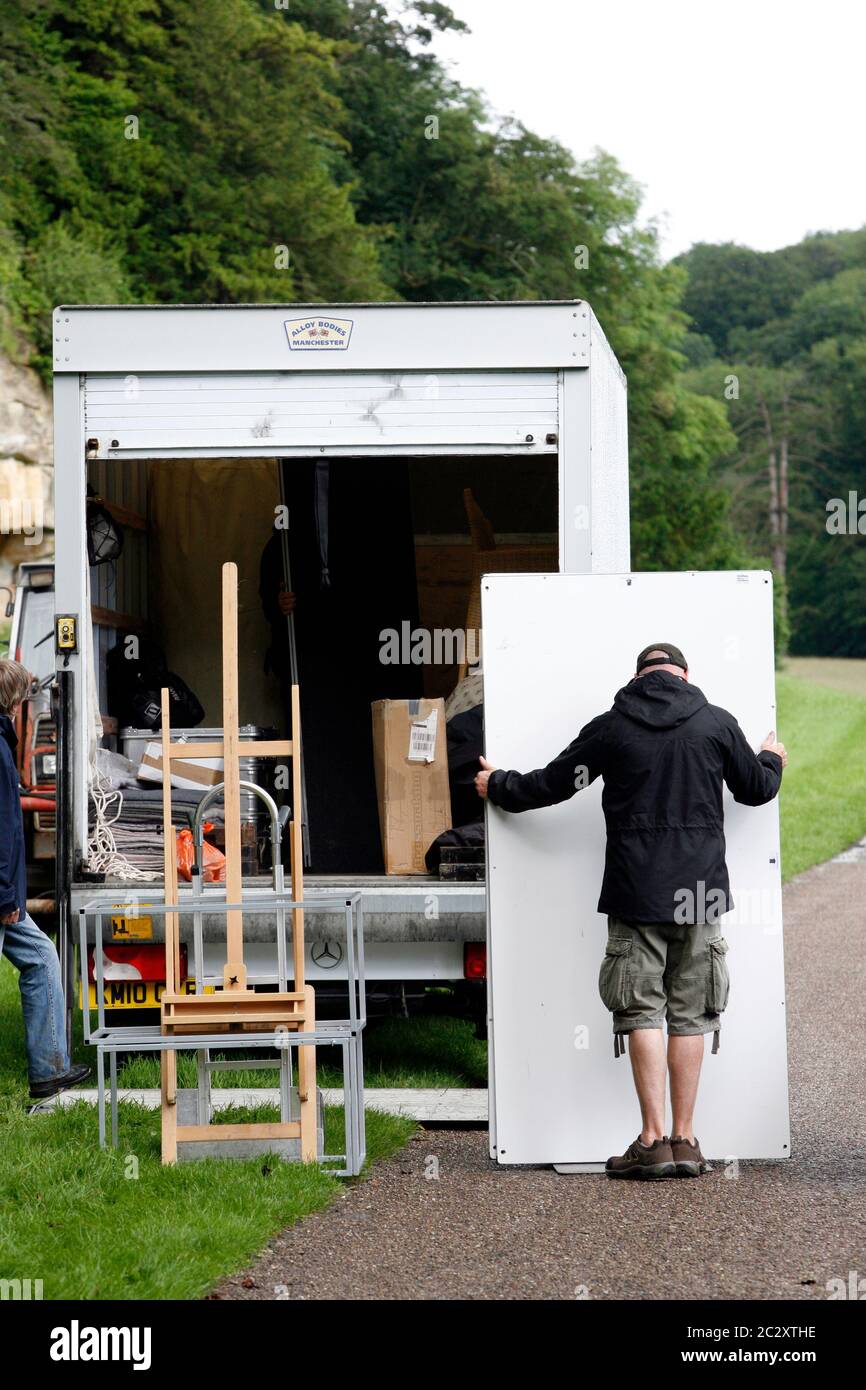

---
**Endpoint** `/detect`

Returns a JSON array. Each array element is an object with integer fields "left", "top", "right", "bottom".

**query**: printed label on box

[{"left": 408, "top": 708, "right": 438, "bottom": 763}]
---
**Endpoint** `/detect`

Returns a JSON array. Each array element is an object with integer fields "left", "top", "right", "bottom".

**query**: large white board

[{"left": 483, "top": 572, "right": 790, "bottom": 1166}]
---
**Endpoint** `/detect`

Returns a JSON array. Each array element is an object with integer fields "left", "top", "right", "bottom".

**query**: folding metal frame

[{"left": 79, "top": 892, "right": 367, "bottom": 1176}]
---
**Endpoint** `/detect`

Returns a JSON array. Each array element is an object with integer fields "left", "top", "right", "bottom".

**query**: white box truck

[{"left": 52, "top": 300, "right": 629, "bottom": 1027}]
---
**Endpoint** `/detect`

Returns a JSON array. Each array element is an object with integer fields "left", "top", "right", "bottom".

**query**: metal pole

[{"left": 277, "top": 459, "right": 311, "bottom": 866}]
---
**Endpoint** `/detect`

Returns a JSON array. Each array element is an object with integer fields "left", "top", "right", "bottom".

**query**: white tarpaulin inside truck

[{"left": 147, "top": 458, "right": 283, "bottom": 727}]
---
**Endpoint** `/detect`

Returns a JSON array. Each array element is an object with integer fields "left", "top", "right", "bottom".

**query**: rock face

[{"left": 0, "top": 352, "right": 54, "bottom": 587}]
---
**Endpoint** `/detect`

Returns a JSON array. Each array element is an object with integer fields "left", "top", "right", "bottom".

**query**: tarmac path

[{"left": 214, "top": 854, "right": 866, "bottom": 1300}]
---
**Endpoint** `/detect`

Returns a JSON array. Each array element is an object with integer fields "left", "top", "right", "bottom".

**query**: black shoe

[{"left": 29, "top": 1063, "right": 91, "bottom": 1100}]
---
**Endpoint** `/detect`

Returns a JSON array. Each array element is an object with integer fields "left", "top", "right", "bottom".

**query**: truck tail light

[{"left": 463, "top": 942, "right": 486, "bottom": 980}]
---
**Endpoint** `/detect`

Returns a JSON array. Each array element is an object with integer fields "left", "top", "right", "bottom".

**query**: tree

[
  {"left": 283, "top": 2, "right": 745, "bottom": 572},
  {"left": 0, "top": 0, "right": 764, "bottom": 586},
  {"left": 0, "top": 0, "right": 391, "bottom": 369},
  {"left": 683, "top": 241, "right": 866, "bottom": 656}
]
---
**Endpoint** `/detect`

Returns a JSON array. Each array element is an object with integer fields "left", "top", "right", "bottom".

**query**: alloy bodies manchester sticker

[{"left": 284, "top": 316, "right": 353, "bottom": 350}]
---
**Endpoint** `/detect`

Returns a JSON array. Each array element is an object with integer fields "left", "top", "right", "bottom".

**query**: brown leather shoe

[
  {"left": 605, "top": 1135, "right": 676, "bottom": 1179},
  {"left": 670, "top": 1134, "right": 712, "bottom": 1177}
]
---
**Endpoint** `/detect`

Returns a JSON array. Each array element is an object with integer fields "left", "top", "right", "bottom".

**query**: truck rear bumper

[{"left": 71, "top": 874, "right": 487, "bottom": 982}]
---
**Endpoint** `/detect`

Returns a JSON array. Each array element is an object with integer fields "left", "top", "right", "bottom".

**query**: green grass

[
  {"left": 776, "top": 669, "right": 866, "bottom": 878},
  {"left": 0, "top": 962, "right": 416, "bottom": 1300},
  {"left": 783, "top": 655, "right": 866, "bottom": 698}
]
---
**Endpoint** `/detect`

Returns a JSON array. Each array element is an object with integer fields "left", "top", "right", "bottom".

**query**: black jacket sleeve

[
  {"left": 0, "top": 760, "right": 21, "bottom": 914},
  {"left": 259, "top": 532, "right": 286, "bottom": 628},
  {"left": 716, "top": 710, "right": 783, "bottom": 806},
  {"left": 486, "top": 714, "right": 608, "bottom": 813}
]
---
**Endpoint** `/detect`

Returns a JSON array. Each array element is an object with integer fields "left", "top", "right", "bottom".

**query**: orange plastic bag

[{"left": 176, "top": 823, "right": 226, "bottom": 883}]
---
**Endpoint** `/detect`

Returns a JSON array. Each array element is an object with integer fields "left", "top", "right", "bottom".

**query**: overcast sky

[{"left": 423, "top": 0, "right": 864, "bottom": 259}]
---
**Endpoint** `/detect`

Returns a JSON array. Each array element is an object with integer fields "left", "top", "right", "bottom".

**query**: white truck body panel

[
  {"left": 82, "top": 369, "right": 560, "bottom": 457},
  {"left": 54, "top": 300, "right": 630, "bottom": 980}
]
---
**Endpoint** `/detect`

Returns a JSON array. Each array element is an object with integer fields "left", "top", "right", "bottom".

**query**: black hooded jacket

[
  {"left": 0, "top": 714, "right": 26, "bottom": 919},
  {"left": 486, "top": 671, "right": 783, "bottom": 924}
]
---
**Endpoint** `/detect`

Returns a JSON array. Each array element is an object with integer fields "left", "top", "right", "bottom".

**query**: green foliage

[
  {"left": 789, "top": 529, "right": 866, "bottom": 657},
  {"left": 0, "top": 0, "right": 389, "bottom": 368},
  {"left": 682, "top": 227, "right": 866, "bottom": 657},
  {"left": 676, "top": 242, "right": 794, "bottom": 356},
  {"left": 676, "top": 229, "right": 866, "bottom": 359},
  {"left": 281, "top": 2, "right": 743, "bottom": 570},
  {"left": 0, "top": 0, "right": 761, "bottom": 581},
  {"left": 25, "top": 220, "right": 132, "bottom": 373}
]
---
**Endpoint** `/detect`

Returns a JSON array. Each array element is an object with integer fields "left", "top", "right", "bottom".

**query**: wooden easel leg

[
  {"left": 221, "top": 562, "right": 247, "bottom": 994},
  {"left": 160, "top": 684, "right": 179, "bottom": 1166},
  {"left": 299, "top": 984, "right": 317, "bottom": 1162},
  {"left": 161, "top": 1050, "right": 177, "bottom": 1165}
]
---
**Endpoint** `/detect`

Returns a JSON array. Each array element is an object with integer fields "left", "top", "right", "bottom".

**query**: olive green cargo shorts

[{"left": 599, "top": 915, "right": 730, "bottom": 1054}]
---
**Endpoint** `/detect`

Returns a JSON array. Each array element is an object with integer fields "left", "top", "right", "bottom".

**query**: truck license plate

[{"left": 80, "top": 979, "right": 207, "bottom": 1010}]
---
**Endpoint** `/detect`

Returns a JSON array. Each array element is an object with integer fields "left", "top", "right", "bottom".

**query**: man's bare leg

[
  {"left": 668, "top": 1033, "right": 705, "bottom": 1141},
  {"left": 627, "top": 1028, "right": 667, "bottom": 1143}
]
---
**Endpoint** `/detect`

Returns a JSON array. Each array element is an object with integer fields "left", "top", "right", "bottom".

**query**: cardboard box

[
  {"left": 137, "top": 742, "right": 224, "bottom": 791},
  {"left": 371, "top": 699, "right": 452, "bottom": 874}
]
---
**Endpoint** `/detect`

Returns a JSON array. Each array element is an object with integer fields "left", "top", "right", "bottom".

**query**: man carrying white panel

[{"left": 475, "top": 643, "right": 787, "bottom": 1180}]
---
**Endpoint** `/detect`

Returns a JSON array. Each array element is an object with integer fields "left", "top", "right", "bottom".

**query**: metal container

[{"left": 120, "top": 725, "right": 276, "bottom": 823}]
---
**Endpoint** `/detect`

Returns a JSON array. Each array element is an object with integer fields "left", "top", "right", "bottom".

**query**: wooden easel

[{"left": 159, "top": 562, "right": 316, "bottom": 1164}]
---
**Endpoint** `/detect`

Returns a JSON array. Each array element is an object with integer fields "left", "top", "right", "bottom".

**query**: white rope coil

[{"left": 86, "top": 773, "right": 161, "bottom": 882}]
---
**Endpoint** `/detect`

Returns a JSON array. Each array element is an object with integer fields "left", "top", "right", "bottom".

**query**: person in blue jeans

[{"left": 0, "top": 658, "right": 89, "bottom": 1099}]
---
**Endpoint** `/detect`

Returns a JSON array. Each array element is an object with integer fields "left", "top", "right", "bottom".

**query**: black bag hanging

[
  {"left": 106, "top": 635, "right": 204, "bottom": 730},
  {"left": 86, "top": 485, "right": 124, "bottom": 566},
  {"left": 129, "top": 672, "right": 204, "bottom": 730}
]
